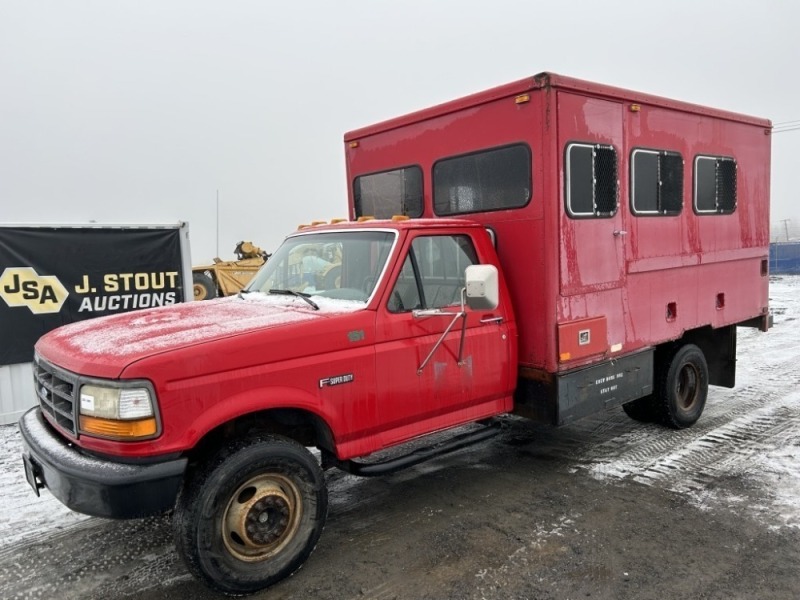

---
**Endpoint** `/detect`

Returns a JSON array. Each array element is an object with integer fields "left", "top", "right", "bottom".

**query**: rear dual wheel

[
  {"left": 173, "top": 435, "right": 328, "bottom": 595},
  {"left": 622, "top": 343, "right": 708, "bottom": 429}
]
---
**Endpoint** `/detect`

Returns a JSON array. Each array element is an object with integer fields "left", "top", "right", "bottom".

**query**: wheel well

[
  {"left": 186, "top": 409, "right": 335, "bottom": 466},
  {"left": 666, "top": 325, "right": 736, "bottom": 388}
]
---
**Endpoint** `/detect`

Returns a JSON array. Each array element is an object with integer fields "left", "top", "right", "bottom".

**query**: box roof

[{"left": 344, "top": 72, "right": 771, "bottom": 141}]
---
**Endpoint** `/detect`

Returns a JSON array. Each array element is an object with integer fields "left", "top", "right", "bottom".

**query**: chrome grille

[{"left": 33, "top": 356, "right": 78, "bottom": 435}]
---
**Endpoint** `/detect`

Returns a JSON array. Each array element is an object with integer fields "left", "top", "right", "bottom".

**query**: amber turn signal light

[{"left": 80, "top": 415, "right": 158, "bottom": 439}]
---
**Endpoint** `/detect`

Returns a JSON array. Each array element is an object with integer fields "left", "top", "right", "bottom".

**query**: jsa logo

[{"left": 0, "top": 267, "right": 69, "bottom": 314}]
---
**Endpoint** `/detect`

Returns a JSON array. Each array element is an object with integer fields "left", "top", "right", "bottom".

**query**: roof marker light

[
  {"left": 330, "top": 218, "right": 347, "bottom": 224},
  {"left": 391, "top": 215, "right": 410, "bottom": 221},
  {"left": 515, "top": 94, "right": 530, "bottom": 104},
  {"left": 357, "top": 216, "right": 375, "bottom": 222}
]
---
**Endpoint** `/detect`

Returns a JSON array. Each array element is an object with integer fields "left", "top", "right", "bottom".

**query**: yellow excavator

[{"left": 192, "top": 241, "right": 270, "bottom": 300}]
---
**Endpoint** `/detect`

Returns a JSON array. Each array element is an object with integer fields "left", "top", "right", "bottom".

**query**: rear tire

[
  {"left": 193, "top": 273, "right": 217, "bottom": 301},
  {"left": 655, "top": 344, "right": 708, "bottom": 429},
  {"left": 173, "top": 435, "right": 328, "bottom": 595}
]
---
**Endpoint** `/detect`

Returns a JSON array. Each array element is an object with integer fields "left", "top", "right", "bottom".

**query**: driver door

[{"left": 374, "top": 232, "right": 511, "bottom": 447}]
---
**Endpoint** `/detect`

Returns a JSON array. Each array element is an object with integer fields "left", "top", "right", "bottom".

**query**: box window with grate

[
  {"left": 565, "top": 143, "right": 618, "bottom": 218},
  {"left": 694, "top": 155, "right": 737, "bottom": 215},
  {"left": 354, "top": 165, "right": 424, "bottom": 219},
  {"left": 631, "top": 149, "right": 684, "bottom": 215},
  {"left": 432, "top": 144, "right": 532, "bottom": 215}
]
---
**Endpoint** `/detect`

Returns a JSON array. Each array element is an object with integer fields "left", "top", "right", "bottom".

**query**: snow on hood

[{"left": 40, "top": 293, "right": 365, "bottom": 361}]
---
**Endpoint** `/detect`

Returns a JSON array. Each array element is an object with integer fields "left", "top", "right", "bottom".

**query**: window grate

[
  {"left": 716, "top": 159, "right": 737, "bottom": 212},
  {"left": 658, "top": 152, "right": 684, "bottom": 214},
  {"left": 594, "top": 146, "right": 618, "bottom": 215}
]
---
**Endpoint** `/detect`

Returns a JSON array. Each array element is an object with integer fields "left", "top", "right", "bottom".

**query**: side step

[{"left": 331, "top": 420, "right": 502, "bottom": 477}]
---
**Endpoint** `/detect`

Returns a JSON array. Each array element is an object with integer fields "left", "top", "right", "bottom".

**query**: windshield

[{"left": 246, "top": 230, "right": 396, "bottom": 303}]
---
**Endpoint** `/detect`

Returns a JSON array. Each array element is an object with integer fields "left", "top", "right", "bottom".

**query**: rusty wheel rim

[
  {"left": 676, "top": 363, "right": 700, "bottom": 410},
  {"left": 222, "top": 473, "right": 303, "bottom": 562}
]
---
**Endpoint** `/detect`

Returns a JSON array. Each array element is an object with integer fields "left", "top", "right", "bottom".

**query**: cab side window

[
  {"left": 388, "top": 235, "right": 478, "bottom": 312},
  {"left": 387, "top": 254, "right": 422, "bottom": 312}
]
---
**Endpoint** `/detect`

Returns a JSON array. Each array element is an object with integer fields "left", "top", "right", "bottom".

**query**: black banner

[{"left": 0, "top": 226, "right": 187, "bottom": 366}]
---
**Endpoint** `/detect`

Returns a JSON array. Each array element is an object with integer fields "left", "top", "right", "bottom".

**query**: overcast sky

[{"left": 2, "top": 0, "right": 798, "bottom": 261}]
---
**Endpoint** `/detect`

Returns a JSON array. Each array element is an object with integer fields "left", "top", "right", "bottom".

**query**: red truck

[{"left": 20, "top": 73, "right": 771, "bottom": 594}]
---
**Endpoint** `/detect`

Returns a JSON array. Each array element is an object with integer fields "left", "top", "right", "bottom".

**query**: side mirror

[{"left": 464, "top": 265, "right": 499, "bottom": 310}]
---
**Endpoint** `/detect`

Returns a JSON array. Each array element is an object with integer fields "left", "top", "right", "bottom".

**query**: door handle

[{"left": 480, "top": 316, "right": 504, "bottom": 324}]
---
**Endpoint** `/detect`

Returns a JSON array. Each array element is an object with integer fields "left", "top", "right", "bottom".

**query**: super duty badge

[{"left": 319, "top": 374, "right": 354, "bottom": 388}]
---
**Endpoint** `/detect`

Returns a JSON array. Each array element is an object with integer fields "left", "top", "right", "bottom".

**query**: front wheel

[{"left": 173, "top": 435, "right": 328, "bottom": 595}]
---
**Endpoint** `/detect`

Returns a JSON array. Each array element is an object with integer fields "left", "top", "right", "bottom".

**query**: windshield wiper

[{"left": 268, "top": 288, "right": 320, "bottom": 310}]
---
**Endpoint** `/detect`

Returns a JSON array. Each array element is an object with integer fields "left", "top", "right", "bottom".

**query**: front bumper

[{"left": 19, "top": 408, "right": 187, "bottom": 519}]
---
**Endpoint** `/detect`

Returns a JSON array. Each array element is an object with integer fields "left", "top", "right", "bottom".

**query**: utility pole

[
  {"left": 216, "top": 190, "right": 220, "bottom": 257},
  {"left": 781, "top": 218, "right": 791, "bottom": 242}
]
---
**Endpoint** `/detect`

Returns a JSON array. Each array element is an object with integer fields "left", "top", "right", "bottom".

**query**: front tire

[
  {"left": 655, "top": 344, "right": 708, "bottom": 429},
  {"left": 173, "top": 435, "right": 328, "bottom": 595}
]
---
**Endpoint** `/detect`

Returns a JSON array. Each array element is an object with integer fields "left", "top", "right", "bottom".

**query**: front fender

[{"left": 181, "top": 385, "right": 336, "bottom": 449}]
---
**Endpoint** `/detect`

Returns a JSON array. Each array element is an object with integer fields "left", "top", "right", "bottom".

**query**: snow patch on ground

[
  {"left": 583, "top": 276, "right": 800, "bottom": 530},
  {"left": 0, "top": 425, "right": 90, "bottom": 552},
  {"left": 744, "top": 434, "right": 800, "bottom": 530}
]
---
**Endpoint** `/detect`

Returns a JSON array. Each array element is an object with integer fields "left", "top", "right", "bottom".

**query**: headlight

[{"left": 79, "top": 383, "right": 158, "bottom": 440}]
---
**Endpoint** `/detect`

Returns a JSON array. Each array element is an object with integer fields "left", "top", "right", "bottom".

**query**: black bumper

[{"left": 19, "top": 408, "right": 187, "bottom": 519}]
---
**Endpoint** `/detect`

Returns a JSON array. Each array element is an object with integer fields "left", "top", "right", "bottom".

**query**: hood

[{"left": 35, "top": 293, "right": 365, "bottom": 378}]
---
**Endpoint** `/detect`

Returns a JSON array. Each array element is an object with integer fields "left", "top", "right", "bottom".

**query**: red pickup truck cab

[{"left": 20, "top": 218, "right": 515, "bottom": 594}]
